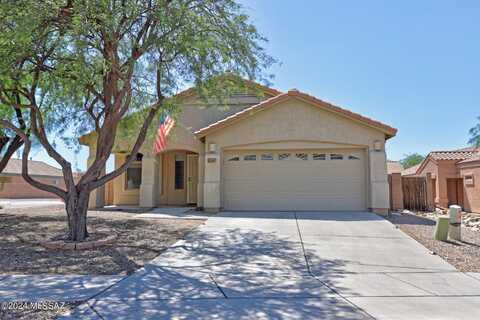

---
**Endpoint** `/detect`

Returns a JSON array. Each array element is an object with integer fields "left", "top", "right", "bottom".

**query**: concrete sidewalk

[
  {"left": 60, "top": 211, "right": 480, "bottom": 319},
  {"left": 0, "top": 275, "right": 122, "bottom": 302},
  {"left": 0, "top": 198, "right": 64, "bottom": 209}
]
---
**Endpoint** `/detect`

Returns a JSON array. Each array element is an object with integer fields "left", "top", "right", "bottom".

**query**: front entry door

[
  {"left": 186, "top": 154, "right": 198, "bottom": 204},
  {"left": 447, "top": 178, "right": 464, "bottom": 207}
]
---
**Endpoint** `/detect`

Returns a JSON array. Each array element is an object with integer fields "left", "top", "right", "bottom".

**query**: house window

[
  {"left": 125, "top": 153, "right": 142, "bottom": 190},
  {"left": 330, "top": 154, "right": 343, "bottom": 160},
  {"left": 261, "top": 154, "right": 274, "bottom": 160},
  {"left": 175, "top": 154, "right": 185, "bottom": 190},
  {"left": 228, "top": 156, "right": 240, "bottom": 162},
  {"left": 348, "top": 155, "right": 360, "bottom": 160},
  {"left": 464, "top": 174, "right": 475, "bottom": 186},
  {"left": 295, "top": 153, "right": 308, "bottom": 161},
  {"left": 244, "top": 154, "right": 257, "bottom": 161},
  {"left": 278, "top": 153, "right": 291, "bottom": 160},
  {"left": 312, "top": 153, "right": 326, "bottom": 160}
]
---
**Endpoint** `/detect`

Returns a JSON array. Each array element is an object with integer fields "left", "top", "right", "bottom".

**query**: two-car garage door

[{"left": 223, "top": 149, "right": 367, "bottom": 211}]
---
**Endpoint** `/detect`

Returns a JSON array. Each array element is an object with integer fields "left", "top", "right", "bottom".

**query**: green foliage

[
  {"left": 469, "top": 116, "right": 480, "bottom": 147},
  {"left": 1, "top": 0, "right": 274, "bottom": 152},
  {"left": 0, "top": 0, "right": 65, "bottom": 137},
  {"left": 400, "top": 153, "right": 425, "bottom": 169}
]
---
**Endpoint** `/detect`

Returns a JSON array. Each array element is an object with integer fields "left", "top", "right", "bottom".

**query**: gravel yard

[
  {"left": 0, "top": 205, "right": 203, "bottom": 275},
  {"left": 388, "top": 212, "right": 480, "bottom": 272}
]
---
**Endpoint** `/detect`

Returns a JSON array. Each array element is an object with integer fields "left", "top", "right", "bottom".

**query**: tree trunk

[{"left": 65, "top": 192, "right": 90, "bottom": 241}]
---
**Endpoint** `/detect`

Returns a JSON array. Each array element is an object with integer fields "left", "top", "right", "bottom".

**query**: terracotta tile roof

[
  {"left": 195, "top": 89, "right": 398, "bottom": 138},
  {"left": 387, "top": 161, "right": 403, "bottom": 174},
  {"left": 428, "top": 150, "right": 478, "bottom": 161},
  {"left": 402, "top": 164, "right": 421, "bottom": 176},
  {"left": 459, "top": 153, "right": 480, "bottom": 164},
  {"left": 1, "top": 158, "right": 63, "bottom": 177}
]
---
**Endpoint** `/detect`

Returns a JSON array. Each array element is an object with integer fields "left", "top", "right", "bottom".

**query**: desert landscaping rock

[
  {"left": 406, "top": 209, "right": 480, "bottom": 232},
  {"left": 0, "top": 206, "right": 203, "bottom": 275},
  {"left": 40, "top": 234, "right": 117, "bottom": 251},
  {"left": 389, "top": 212, "right": 480, "bottom": 272}
]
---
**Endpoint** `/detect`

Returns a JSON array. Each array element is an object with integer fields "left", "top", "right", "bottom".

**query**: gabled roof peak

[{"left": 195, "top": 88, "right": 397, "bottom": 138}]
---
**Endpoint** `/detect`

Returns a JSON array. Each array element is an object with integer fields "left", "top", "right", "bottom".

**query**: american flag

[{"left": 153, "top": 113, "right": 175, "bottom": 154}]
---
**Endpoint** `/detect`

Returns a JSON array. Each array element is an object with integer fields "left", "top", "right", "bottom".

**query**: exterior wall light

[
  {"left": 373, "top": 140, "right": 383, "bottom": 152},
  {"left": 209, "top": 143, "right": 217, "bottom": 153}
]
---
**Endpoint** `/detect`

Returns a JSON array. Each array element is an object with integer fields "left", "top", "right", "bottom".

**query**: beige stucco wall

[
  {"left": 459, "top": 162, "right": 480, "bottom": 213},
  {"left": 202, "top": 97, "right": 390, "bottom": 212},
  {"left": 179, "top": 94, "right": 266, "bottom": 132},
  {"left": 84, "top": 88, "right": 278, "bottom": 208},
  {"left": 112, "top": 154, "right": 140, "bottom": 205}
]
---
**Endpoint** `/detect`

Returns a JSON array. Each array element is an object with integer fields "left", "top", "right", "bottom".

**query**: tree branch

[
  {"left": 0, "top": 119, "right": 67, "bottom": 199},
  {"left": 88, "top": 101, "right": 162, "bottom": 190},
  {"left": 0, "top": 135, "right": 23, "bottom": 173}
]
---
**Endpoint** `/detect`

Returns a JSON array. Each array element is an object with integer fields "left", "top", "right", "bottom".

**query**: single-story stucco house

[
  {"left": 80, "top": 79, "right": 397, "bottom": 214},
  {"left": 0, "top": 158, "right": 67, "bottom": 199},
  {"left": 403, "top": 147, "right": 480, "bottom": 213}
]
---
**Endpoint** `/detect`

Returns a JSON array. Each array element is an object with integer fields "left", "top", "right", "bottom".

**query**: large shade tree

[
  {"left": 469, "top": 116, "right": 480, "bottom": 147},
  {"left": 400, "top": 153, "right": 425, "bottom": 169},
  {"left": 0, "top": 0, "right": 274, "bottom": 241},
  {"left": 0, "top": 1, "right": 67, "bottom": 173}
]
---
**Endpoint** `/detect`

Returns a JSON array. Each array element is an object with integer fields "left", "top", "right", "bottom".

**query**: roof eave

[{"left": 195, "top": 90, "right": 398, "bottom": 139}]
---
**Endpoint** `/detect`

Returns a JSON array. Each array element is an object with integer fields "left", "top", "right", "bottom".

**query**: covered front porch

[
  {"left": 88, "top": 150, "right": 204, "bottom": 210},
  {"left": 86, "top": 125, "right": 205, "bottom": 210}
]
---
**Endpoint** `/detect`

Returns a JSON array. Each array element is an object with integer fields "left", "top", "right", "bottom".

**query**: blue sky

[{"left": 31, "top": 0, "right": 479, "bottom": 171}]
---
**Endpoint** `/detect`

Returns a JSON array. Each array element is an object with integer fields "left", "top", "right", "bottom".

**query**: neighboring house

[
  {"left": 402, "top": 147, "right": 480, "bottom": 213},
  {"left": 0, "top": 158, "right": 66, "bottom": 199},
  {"left": 80, "top": 79, "right": 397, "bottom": 214},
  {"left": 401, "top": 164, "right": 421, "bottom": 176}
]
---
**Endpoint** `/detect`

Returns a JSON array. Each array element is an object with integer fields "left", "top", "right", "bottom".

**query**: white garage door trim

[{"left": 222, "top": 149, "right": 367, "bottom": 211}]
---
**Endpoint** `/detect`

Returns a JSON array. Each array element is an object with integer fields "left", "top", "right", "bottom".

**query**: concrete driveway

[{"left": 64, "top": 211, "right": 480, "bottom": 320}]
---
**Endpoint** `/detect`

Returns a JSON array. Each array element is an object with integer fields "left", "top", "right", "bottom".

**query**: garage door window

[
  {"left": 330, "top": 154, "right": 343, "bottom": 160},
  {"left": 312, "top": 153, "right": 326, "bottom": 160},
  {"left": 244, "top": 154, "right": 257, "bottom": 161},
  {"left": 228, "top": 156, "right": 240, "bottom": 162},
  {"left": 261, "top": 154, "right": 274, "bottom": 160},
  {"left": 348, "top": 155, "right": 360, "bottom": 160},
  {"left": 278, "top": 153, "right": 291, "bottom": 160},
  {"left": 295, "top": 153, "right": 308, "bottom": 161}
]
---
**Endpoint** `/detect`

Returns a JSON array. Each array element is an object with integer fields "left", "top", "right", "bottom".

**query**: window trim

[
  {"left": 330, "top": 153, "right": 344, "bottom": 160},
  {"left": 124, "top": 162, "right": 142, "bottom": 190},
  {"left": 464, "top": 174, "right": 475, "bottom": 186},
  {"left": 295, "top": 153, "right": 308, "bottom": 161},
  {"left": 227, "top": 156, "right": 240, "bottom": 162},
  {"left": 278, "top": 153, "right": 291, "bottom": 161},
  {"left": 312, "top": 153, "right": 326, "bottom": 160},
  {"left": 243, "top": 154, "right": 257, "bottom": 161},
  {"left": 261, "top": 154, "right": 274, "bottom": 161}
]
